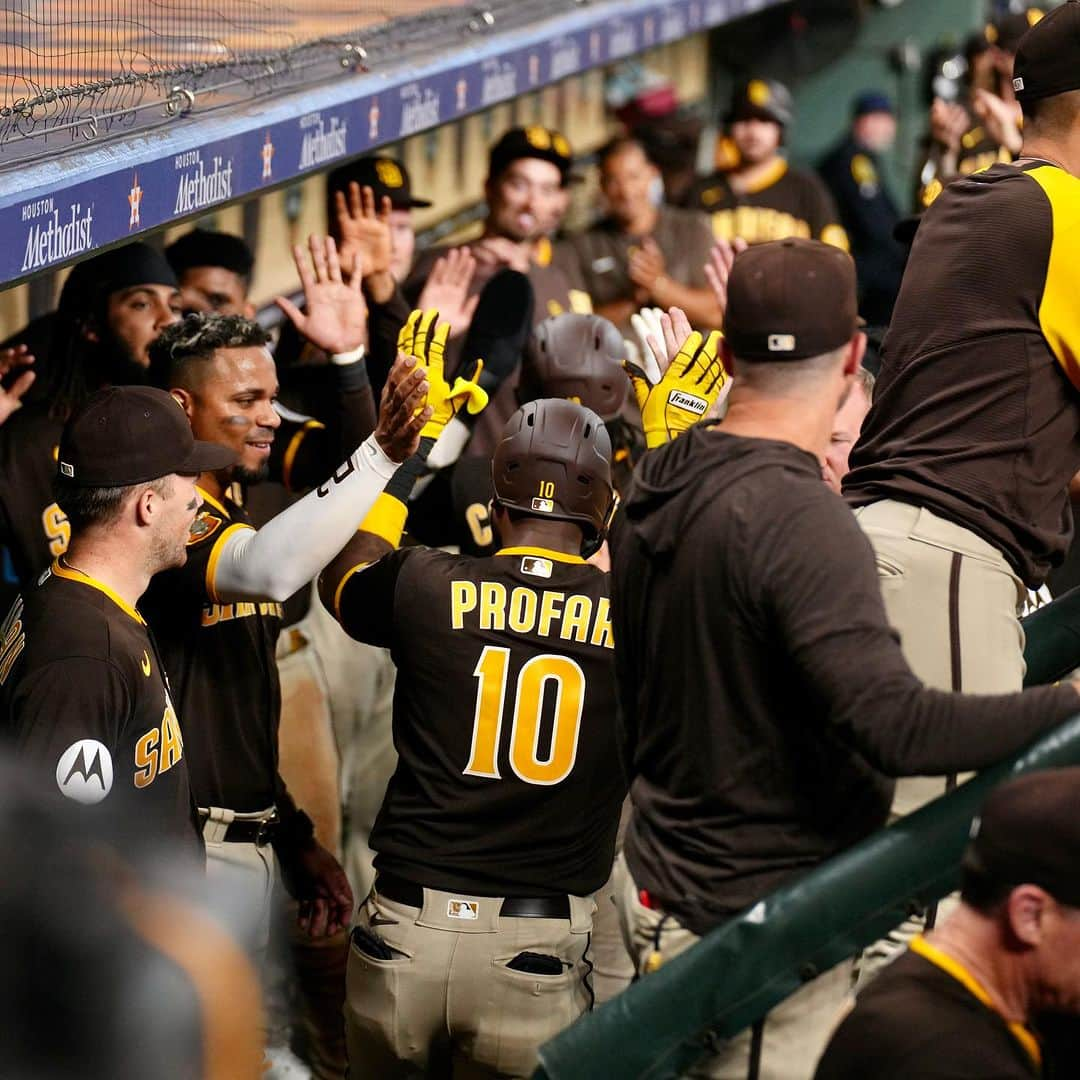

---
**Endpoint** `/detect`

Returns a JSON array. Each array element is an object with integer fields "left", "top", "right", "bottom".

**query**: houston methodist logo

[
  {"left": 173, "top": 149, "right": 234, "bottom": 216},
  {"left": 298, "top": 112, "right": 348, "bottom": 169},
  {"left": 20, "top": 196, "right": 94, "bottom": 274},
  {"left": 399, "top": 83, "right": 441, "bottom": 136}
]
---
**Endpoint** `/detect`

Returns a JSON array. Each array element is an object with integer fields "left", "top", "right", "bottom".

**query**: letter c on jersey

[{"left": 55, "top": 739, "right": 114, "bottom": 804}]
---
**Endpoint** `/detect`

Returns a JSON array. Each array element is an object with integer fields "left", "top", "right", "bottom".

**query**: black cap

[
  {"left": 58, "top": 242, "right": 178, "bottom": 318},
  {"left": 1013, "top": 3, "right": 1080, "bottom": 104},
  {"left": 326, "top": 156, "right": 431, "bottom": 210},
  {"left": 962, "top": 767, "right": 1080, "bottom": 908},
  {"left": 58, "top": 386, "right": 235, "bottom": 487},
  {"left": 166, "top": 229, "right": 254, "bottom": 278},
  {"left": 988, "top": 8, "right": 1045, "bottom": 54},
  {"left": 488, "top": 126, "right": 576, "bottom": 186},
  {"left": 853, "top": 90, "right": 894, "bottom": 118},
  {"left": 723, "top": 238, "right": 859, "bottom": 362},
  {"left": 727, "top": 79, "right": 793, "bottom": 126}
]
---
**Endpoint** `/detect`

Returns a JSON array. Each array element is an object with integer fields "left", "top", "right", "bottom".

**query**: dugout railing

[{"left": 533, "top": 588, "right": 1080, "bottom": 1079}]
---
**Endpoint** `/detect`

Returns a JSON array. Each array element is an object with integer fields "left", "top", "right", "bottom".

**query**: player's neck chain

[{"left": 58, "top": 555, "right": 94, "bottom": 580}]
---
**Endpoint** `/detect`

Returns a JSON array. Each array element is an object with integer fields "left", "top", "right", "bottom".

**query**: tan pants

[
  {"left": 590, "top": 799, "right": 635, "bottom": 1005},
  {"left": 612, "top": 853, "right": 853, "bottom": 1080},
  {"left": 203, "top": 807, "right": 279, "bottom": 957},
  {"left": 854, "top": 500, "right": 1027, "bottom": 813},
  {"left": 854, "top": 500, "right": 1026, "bottom": 984},
  {"left": 345, "top": 885, "right": 596, "bottom": 1079}
]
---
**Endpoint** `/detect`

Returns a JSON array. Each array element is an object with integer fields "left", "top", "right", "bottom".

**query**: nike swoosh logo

[
  {"left": 141, "top": 651, "right": 151, "bottom": 677},
  {"left": 368, "top": 914, "right": 397, "bottom": 927}
]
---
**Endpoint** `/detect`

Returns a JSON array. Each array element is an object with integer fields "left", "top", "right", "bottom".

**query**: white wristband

[{"left": 331, "top": 344, "right": 366, "bottom": 365}]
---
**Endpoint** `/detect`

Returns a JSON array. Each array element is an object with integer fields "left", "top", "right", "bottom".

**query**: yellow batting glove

[
  {"left": 627, "top": 330, "right": 726, "bottom": 448},
  {"left": 398, "top": 309, "right": 488, "bottom": 439}
]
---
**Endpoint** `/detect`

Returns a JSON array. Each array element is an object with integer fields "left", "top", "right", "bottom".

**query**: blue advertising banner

[{"left": 0, "top": 0, "right": 782, "bottom": 287}]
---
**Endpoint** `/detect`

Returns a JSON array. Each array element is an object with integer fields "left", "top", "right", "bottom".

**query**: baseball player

[
  {"left": 0, "top": 386, "right": 233, "bottom": 854},
  {"left": 685, "top": 79, "right": 848, "bottom": 250},
  {"left": 0, "top": 243, "right": 183, "bottom": 590},
  {"left": 166, "top": 228, "right": 257, "bottom": 318}
]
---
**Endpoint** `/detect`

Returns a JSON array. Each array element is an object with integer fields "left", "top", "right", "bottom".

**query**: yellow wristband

[{"left": 358, "top": 491, "right": 408, "bottom": 548}]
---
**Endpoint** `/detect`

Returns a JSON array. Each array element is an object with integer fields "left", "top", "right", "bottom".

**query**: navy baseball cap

[{"left": 853, "top": 91, "right": 894, "bottom": 117}]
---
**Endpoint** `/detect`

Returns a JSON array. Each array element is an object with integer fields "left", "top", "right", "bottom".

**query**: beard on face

[
  {"left": 94, "top": 327, "right": 151, "bottom": 387},
  {"left": 232, "top": 463, "right": 271, "bottom": 487}
]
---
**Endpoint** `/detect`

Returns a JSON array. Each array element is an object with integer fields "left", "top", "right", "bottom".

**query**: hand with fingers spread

[
  {"left": 626, "top": 329, "right": 727, "bottom": 448},
  {"left": 416, "top": 249, "right": 480, "bottom": 338},
  {"left": 397, "top": 309, "right": 488, "bottom": 440},
  {"left": 276, "top": 235, "right": 368, "bottom": 357},
  {"left": 703, "top": 238, "right": 748, "bottom": 323},
  {"left": 334, "top": 182, "right": 394, "bottom": 280},
  {"left": 374, "top": 351, "right": 433, "bottom": 462},
  {"left": 0, "top": 345, "right": 35, "bottom": 426}
]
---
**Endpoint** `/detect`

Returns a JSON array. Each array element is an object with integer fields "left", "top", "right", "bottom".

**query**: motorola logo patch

[{"left": 55, "top": 739, "right": 114, "bottom": 805}]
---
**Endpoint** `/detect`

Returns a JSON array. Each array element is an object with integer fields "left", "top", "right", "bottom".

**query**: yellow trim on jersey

[
  {"left": 1028, "top": 165, "right": 1080, "bottom": 391},
  {"left": 204, "top": 523, "right": 254, "bottom": 604},
  {"left": 534, "top": 235, "right": 553, "bottom": 267},
  {"left": 52, "top": 559, "right": 146, "bottom": 625},
  {"left": 742, "top": 157, "right": 788, "bottom": 195},
  {"left": 909, "top": 936, "right": 1042, "bottom": 1071},
  {"left": 281, "top": 420, "right": 324, "bottom": 492},
  {"left": 568, "top": 289, "right": 593, "bottom": 315},
  {"left": 360, "top": 491, "right": 408, "bottom": 548},
  {"left": 196, "top": 485, "right": 233, "bottom": 519},
  {"left": 495, "top": 546, "right": 585, "bottom": 565},
  {"left": 332, "top": 562, "right": 375, "bottom": 623}
]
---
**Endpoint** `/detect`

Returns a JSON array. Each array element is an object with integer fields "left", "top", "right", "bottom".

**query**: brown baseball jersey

[
  {"left": 845, "top": 160, "right": 1080, "bottom": 587},
  {"left": 0, "top": 563, "right": 200, "bottom": 854},
  {"left": 140, "top": 486, "right": 287, "bottom": 813},
  {"left": 915, "top": 105, "right": 1014, "bottom": 210},
  {"left": 554, "top": 205, "right": 715, "bottom": 321},
  {"left": 0, "top": 405, "right": 68, "bottom": 588},
  {"left": 686, "top": 160, "right": 849, "bottom": 250},
  {"left": 333, "top": 545, "right": 625, "bottom": 897}
]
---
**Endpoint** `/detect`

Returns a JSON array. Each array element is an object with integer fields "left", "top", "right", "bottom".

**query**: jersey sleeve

[
  {"left": 12, "top": 657, "right": 131, "bottom": 806},
  {"left": 171, "top": 510, "right": 254, "bottom": 605},
  {"left": 804, "top": 172, "right": 849, "bottom": 251},
  {"left": 1028, "top": 166, "right": 1080, "bottom": 391},
  {"left": 332, "top": 547, "right": 417, "bottom": 647}
]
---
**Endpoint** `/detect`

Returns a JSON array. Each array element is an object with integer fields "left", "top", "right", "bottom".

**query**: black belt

[
  {"left": 200, "top": 813, "right": 279, "bottom": 845},
  {"left": 375, "top": 873, "right": 570, "bottom": 919}
]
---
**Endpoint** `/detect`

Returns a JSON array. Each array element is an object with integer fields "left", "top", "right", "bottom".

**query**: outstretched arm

[{"left": 207, "top": 353, "right": 430, "bottom": 603}]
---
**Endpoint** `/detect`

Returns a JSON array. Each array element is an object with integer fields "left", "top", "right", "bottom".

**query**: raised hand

[
  {"left": 374, "top": 351, "right": 432, "bottom": 462},
  {"left": 397, "top": 308, "right": 488, "bottom": 440},
  {"left": 0, "top": 345, "right": 34, "bottom": 425},
  {"left": 275, "top": 235, "right": 368, "bottom": 357},
  {"left": 626, "top": 329, "right": 727, "bottom": 448},
  {"left": 703, "top": 238, "right": 748, "bottom": 324},
  {"left": 334, "top": 182, "right": 393, "bottom": 279},
  {"left": 416, "top": 248, "right": 480, "bottom": 338},
  {"left": 630, "top": 305, "right": 695, "bottom": 382}
]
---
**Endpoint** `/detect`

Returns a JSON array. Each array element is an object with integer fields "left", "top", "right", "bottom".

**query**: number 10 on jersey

[{"left": 464, "top": 645, "right": 585, "bottom": 786}]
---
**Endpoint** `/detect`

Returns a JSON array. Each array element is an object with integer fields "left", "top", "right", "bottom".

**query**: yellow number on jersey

[
  {"left": 41, "top": 502, "right": 71, "bottom": 557},
  {"left": 464, "top": 645, "right": 585, "bottom": 786}
]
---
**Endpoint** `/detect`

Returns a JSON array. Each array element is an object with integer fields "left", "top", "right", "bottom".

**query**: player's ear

[
  {"left": 132, "top": 484, "right": 157, "bottom": 528},
  {"left": 720, "top": 339, "right": 737, "bottom": 376},
  {"left": 846, "top": 332, "right": 867, "bottom": 376},
  {"left": 170, "top": 387, "right": 195, "bottom": 421}
]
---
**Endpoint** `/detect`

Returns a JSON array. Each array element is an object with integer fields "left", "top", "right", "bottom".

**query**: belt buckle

[{"left": 254, "top": 816, "right": 278, "bottom": 846}]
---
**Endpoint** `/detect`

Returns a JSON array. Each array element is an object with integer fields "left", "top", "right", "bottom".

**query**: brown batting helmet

[
  {"left": 492, "top": 398, "right": 616, "bottom": 540},
  {"left": 520, "top": 313, "right": 629, "bottom": 421}
]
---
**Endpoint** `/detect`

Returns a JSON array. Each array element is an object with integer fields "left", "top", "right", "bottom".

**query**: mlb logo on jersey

[
  {"left": 521, "top": 556, "right": 553, "bottom": 579},
  {"left": 447, "top": 899, "right": 479, "bottom": 921}
]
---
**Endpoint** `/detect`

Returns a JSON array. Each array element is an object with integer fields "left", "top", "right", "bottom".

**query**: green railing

[{"left": 534, "top": 588, "right": 1080, "bottom": 1079}]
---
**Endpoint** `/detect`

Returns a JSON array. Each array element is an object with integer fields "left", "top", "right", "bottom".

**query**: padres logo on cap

[
  {"left": 747, "top": 79, "right": 771, "bottom": 106},
  {"left": 552, "top": 132, "right": 571, "bottom": 158},
  {"left": 375, "top": 159, "right": 404, "bottom": 188},
  {"left": 525, "top": 125, "right": 552, "bottom": 150}
]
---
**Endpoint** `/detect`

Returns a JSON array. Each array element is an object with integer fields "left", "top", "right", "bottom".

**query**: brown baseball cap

[
  {"left": 488, "top": 126, "right": 577, "bottom": 186},
  {"left": 58, "top": 386, "right": 236, "bottom": 487},
  {"left": 1012, "top": 2, "right": 1080, "bottom": 104},
  {"left": 962, "top": 767, "right": 1080, "bottom": 907},
  {"left": 326, "top": 155, "right": 431, "bottom": 210},
  {"left": 722, "top": 238, "right": 859, "bottom": 361}
]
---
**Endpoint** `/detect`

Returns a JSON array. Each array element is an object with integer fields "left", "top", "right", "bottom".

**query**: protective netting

[{"left": 0, "top": 0, "right": 514, "bottom": 161}]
